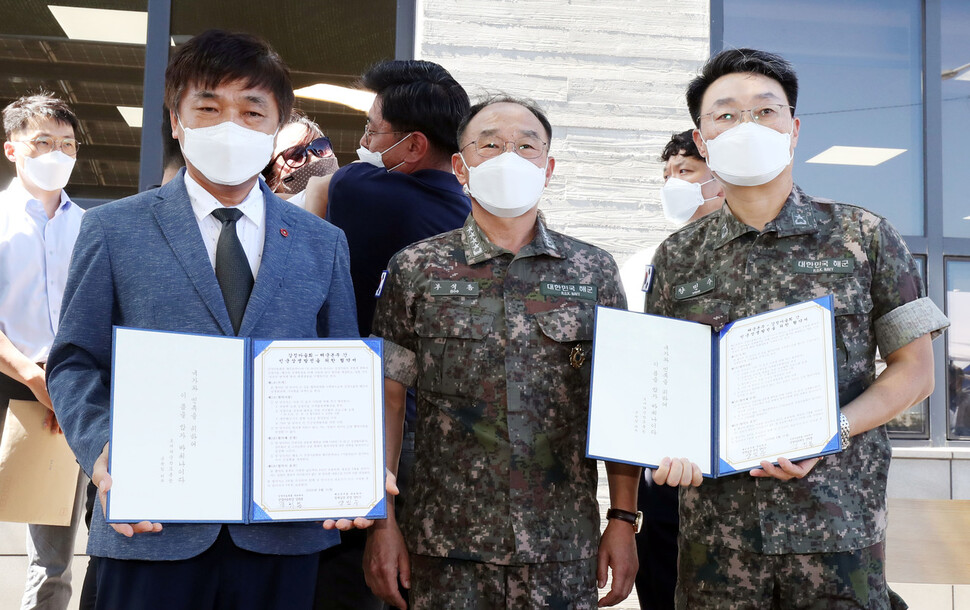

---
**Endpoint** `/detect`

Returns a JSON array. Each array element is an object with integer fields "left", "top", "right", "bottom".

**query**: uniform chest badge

[{"left": 570, "top": 344, "right": 586, "bottom": 369}]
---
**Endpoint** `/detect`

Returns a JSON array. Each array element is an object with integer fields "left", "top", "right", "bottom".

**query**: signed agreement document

[
  {"left": 587, "top": 297, "right": 841, "bottom": 477},
  {"left": 107, "top": 327, "right": 385, "bottom": 523}
]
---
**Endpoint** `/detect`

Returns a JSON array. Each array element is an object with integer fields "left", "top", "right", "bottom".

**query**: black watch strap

[{"left": 606, "top": 508, "right": 643, "bottom": 533}]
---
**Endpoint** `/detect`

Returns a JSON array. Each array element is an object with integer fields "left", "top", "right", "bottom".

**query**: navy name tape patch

[
  {"left": 428, "top": 280, "right": 480, "bottom": 297},
  {"left": 673, "top": 275, "right": 715, "bottom": 300},
  {"left": 539, "top": 282, "right": 597, "bottom": 301},
  {"left": 791, "top": 259, "right": 855, "bottom": 274}
]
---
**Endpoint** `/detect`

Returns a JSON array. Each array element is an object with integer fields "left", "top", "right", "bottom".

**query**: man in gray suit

[{"left": 47, "top": 30, "right": 358, "bottom": 610}]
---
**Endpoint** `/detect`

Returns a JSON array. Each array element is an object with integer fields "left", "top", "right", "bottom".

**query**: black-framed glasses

[
  {"left": 15, "top": 136, "right": 80, "bottom": 157},
  {"left": 276, "top": 136, "right": 334, "bottom": 169}
]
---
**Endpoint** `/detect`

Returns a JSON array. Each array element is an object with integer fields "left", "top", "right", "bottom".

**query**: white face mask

[
  {"left": 702, "top": 121, "right": 793, "bottom": 187},
  {"left": 22, "top": 150, "right": 76, "bottom": 192},
  {"left": 356, "top": 133, "right": 411, "bottom": 171},
  {"left": 178, "top": 118, "right": 276, "bottom": 186},
  {"left": 460, "top": 151, "right": 547, "bottom": 218},
  {"left": 660, "top": 177, "right": 718, "bottom": 225}
]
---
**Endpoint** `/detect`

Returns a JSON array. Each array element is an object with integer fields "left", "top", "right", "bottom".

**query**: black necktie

[{"left": 211, "top": 207, "right": 253, "bottom": 335}]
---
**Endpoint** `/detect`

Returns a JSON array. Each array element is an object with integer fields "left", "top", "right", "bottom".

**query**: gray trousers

[{"left": 21, "top": 466, "right": 87, "bottom": 610}]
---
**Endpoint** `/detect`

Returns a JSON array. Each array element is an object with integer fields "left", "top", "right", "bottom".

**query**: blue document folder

[
  {"left": 586, "top": 296, "right": 841, "bottom": 478},
  {"left": 106, "top": 327, "right": 386, "bottom": 523}
]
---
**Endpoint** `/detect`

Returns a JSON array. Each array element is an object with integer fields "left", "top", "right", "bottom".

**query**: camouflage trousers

[
  {"left": 409, "top": 553, "right": 597, "bottom": 610},
  {"left": 675, "top": 539, "right": 908, "bottom": 609}
]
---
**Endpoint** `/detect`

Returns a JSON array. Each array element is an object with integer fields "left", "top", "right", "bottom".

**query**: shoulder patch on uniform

[
  {"left": 374, "top": 270, "right": 388, "bottom": 298},
  {"left": 642, "top": 264, "right": 655, "bottom": 293}
]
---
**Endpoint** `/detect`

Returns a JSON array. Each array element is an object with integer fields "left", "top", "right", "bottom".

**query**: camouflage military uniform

[
  {"left": 372, "top": 212, "right": 625, "bottom": 608},
  {"left": 645, "top": 186, "right": 948, "bottom": 608}
]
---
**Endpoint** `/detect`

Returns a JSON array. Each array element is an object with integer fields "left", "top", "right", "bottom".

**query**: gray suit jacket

[{"left": 48, "top": 171, "right": 357, "bottom": 560}]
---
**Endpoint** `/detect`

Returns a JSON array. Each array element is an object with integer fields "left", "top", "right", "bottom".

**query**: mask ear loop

[
  {"left": 381, "top": 132, "right": 413, "bottom": 172},
  {"left": 457, "top": 152, "right": 472, "bottom": 196},
  {"left": 697, "top": 177, "right": 721, "bottom": 202}
]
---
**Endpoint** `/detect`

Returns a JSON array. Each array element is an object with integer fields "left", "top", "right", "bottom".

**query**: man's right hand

[
  {"left": 25, "top": 364, "right": 53, "bottom": 411},
  {"left": 652, "top": 456, "right": 703, "bottom": 487},
  {"left": 93, "top": 443, "right": 163, "bottom": 537},
  {"left": 26, "top": 364, "right": 62, "bottom": 435},
  {"left": 363, "top": 517, "right": 410, "bottom": 610}
]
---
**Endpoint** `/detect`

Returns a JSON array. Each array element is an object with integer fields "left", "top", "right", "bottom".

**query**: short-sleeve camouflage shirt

[
  {"left": 372, "top": 212, "right": 626, "bottom": 564},
  {"left": 646, "top": 185, "right": 948, "bottom": 555}
]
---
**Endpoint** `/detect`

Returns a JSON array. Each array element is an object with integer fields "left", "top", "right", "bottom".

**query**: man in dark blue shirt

[
  {"left": 325, "top": 161, "right": 469, "bottom": 336},
  {"left": 307, "top": 59, "right": 470, "bottom": 610}
]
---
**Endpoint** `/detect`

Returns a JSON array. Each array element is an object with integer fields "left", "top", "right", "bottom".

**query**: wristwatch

[
  {"left": 606, "top": 508, "right": 643, "bottom": 533},
  {"left": 839, "top": 412, "right": 852, "bottom": 449}
]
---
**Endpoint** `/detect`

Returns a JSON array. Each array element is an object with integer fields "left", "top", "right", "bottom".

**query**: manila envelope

[{"left": 0, "top": 400, "right": 79, "bottom": 526}]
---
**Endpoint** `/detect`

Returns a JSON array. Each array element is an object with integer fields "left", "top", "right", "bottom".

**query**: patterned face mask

[{"left": 278, "top": 156, "right": 339, "bottom": 194}]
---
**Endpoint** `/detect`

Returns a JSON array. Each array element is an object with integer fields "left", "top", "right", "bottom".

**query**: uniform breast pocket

[
  {"left": 413, "top": 302, "right": 495, "bottom": 397},
  {"left": 534, "top": 304, "right": 595, "bottom": 370},
  {"left": 671, "top": 298, "right": 732, "bottom": 332},
  {"left": 827, "top": 277, "right": 873, "bottom": 372}
]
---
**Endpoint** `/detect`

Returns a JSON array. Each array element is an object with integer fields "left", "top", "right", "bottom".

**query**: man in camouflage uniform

[
  {"left": 365, "top": 96, "right": 640, "bottom": 609},
  {"left": 646, "top": 48, "right": 949, "bottom": 608}
]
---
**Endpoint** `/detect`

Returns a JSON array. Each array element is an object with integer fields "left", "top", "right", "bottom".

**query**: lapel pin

[{"left": 280, "top": 228, "right": 289, "bottom": 237}]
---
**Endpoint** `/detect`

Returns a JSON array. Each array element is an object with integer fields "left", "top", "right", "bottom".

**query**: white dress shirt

[
  {"left": 0, "top": 178, "right": 84, "bottom": 362},
  {"left": 184, "top": 172, "right": 266, "bottom": 278}
]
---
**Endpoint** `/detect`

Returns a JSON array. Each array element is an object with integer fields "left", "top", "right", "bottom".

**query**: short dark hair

[
  {"left": 362, "top": 60, "right": 469, "bottom": 156},
  {"left": 161, "top": 106, "right": 184, "bottom": 172},
  {"left": 456, "top": 95, "right": 553, "bottom": 149},
  {"left": 686, "top": 48, "right": 798, "bottom": 127},
  {"left": 165, "top": 30, "right": 293, "bottom": 125},
  {"left": 3, "top": 93, "right": 79, "bottom": 139},
  {"left": 660, "top": 129, "right": 701, "bottom": 163}
]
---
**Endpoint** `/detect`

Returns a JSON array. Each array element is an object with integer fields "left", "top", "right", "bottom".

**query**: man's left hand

[
  {"left": 596, "top": 519, "right": 638, "bottom": 606},
  {"left": 750, "top": 456, "right": 820, "bottom": 481}
]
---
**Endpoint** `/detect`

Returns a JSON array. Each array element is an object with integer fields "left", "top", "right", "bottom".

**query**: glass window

[
  {"left": 169, "top": 1, "right": 399, "bottom": 165},
  {"left": 942, "top": 0, "right": 970, "bottom": 238},
  {"left": 0, "top": 2, "right": 148, "bottom": 202},
  {"left": 723, "top": 0, "right": 924, "bottom": 236},
  {"left": 887, "top": 255, "right": 929, "bottom": 437},
  {"left": 947, "top": 259, "right": 970, "bottom": 440}
]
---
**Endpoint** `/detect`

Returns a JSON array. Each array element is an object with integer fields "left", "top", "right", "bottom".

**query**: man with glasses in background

[
  {"left": 0, "top": 93, "right": 86, "bottom": 610},
  {"left": 646, "top": 48, "right": 948, "bottom": 608},
  {"left": 366, "top": 96, "right": 638, "bottom": 609},
  {"left": 307, "top": 59, "right": 471, "bottom": 610}
]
